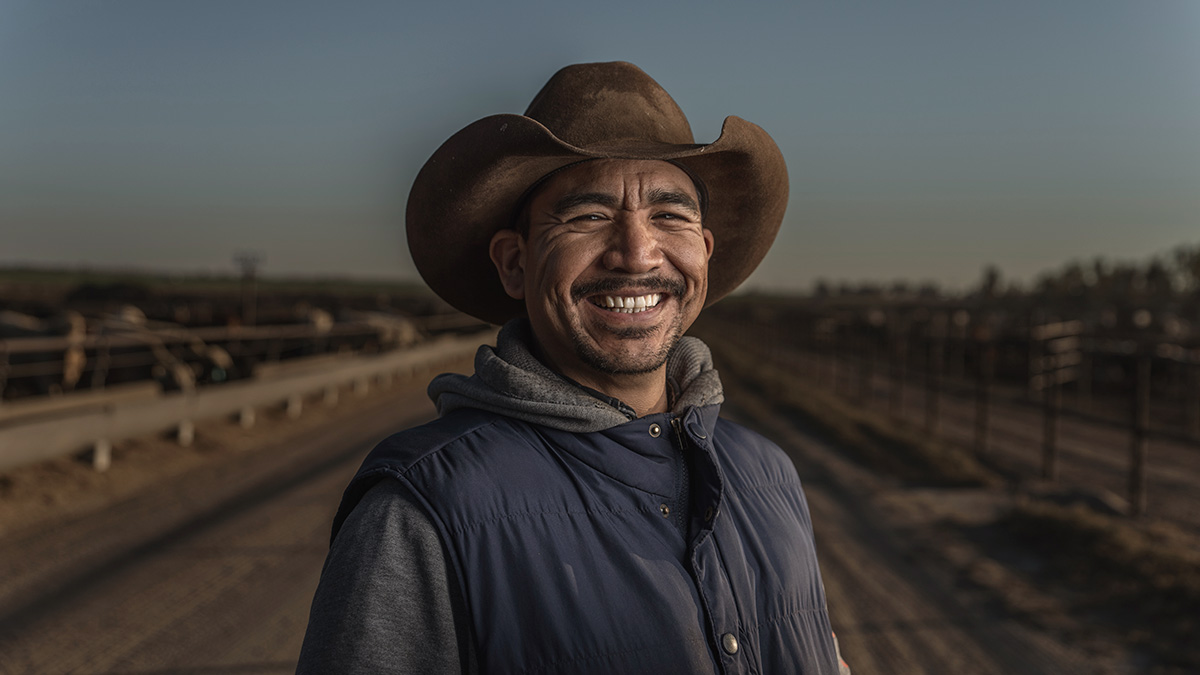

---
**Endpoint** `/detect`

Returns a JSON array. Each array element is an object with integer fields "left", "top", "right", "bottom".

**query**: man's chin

[
  {"left": 571, "top": 328, "right": 680, "bottom": 377},
  {"left": 581, "top": 352, "right": 670, "bottom": 377},
  {"left": 609, "top": 324, "right": 662, "bottom": 340}
]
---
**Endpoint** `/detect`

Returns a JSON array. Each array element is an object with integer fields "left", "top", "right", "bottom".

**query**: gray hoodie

[
  {"left": 430, "top": 319, "right": 723, "bottom": 430},
  {"left": 297, "top": 319, "right": 724, "bottom": 674}
]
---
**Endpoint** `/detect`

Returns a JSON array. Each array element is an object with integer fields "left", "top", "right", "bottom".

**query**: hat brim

[{"left": 406, "top": 113, "right": 788, "bottom": 326}]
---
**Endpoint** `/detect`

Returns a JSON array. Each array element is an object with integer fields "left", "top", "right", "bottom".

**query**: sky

[{"left": 1, "top": 0, "right": 1198, "bottom": 294}]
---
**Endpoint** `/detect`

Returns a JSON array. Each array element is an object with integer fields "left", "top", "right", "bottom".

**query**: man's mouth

[{"left": 589, "top": 293, "right": 664, "bottom": 314}]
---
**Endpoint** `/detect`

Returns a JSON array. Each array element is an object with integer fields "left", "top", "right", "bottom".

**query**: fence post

[
  {"left": 889, "top": 333, "right": 905, "bottom": 422},
  {"left": 0, "top": 344, "right": 9, "bottom": 401},
  {"left": 953, "top": 312, "right": 970, "bottom": 379},
  {"left": 829, "top": 327, "right": 840, "bottom": 395},
  {"left": 91, "top": 337, "right": 111, "bottom": 389},
  {"left": 1041, "top": 373, "right": 1061, "bottom": 481},
  {"left": 1027, "top": 317, "right": 1040, "bottom": 402},
  {"left": 790, "top": 314, "right": 804, "bottom": 374},
  {"left": 1129, "top": 353, "right": 1151, "bottom": 517},
  {"left": 767, "top": 317, "right": 779, "bottom": 365},
  {"left": 924, "top": 336, "right": 943, "bottom": 435},
  {"left": 92, "top": 439, "right": 112, "bottom": 472},
  {"left": 974, "top": 338, "right": 994, "bottom": 456},
  {"left": 1077, "top": 350, "right": 1092, "bottom": 413},
  {"left": 816, "top": 326, "right": 830, "bottom": 390},
  {"left": 857, "top": 328, "right": 873, "bottom": 404},
  {"left": 177, "top": 419, "right": 195, "bottom": 447},
  {"left": 1188, "top": 360, "right": 1200, "bottom": 441},
  {"left": 287, "top": 394, "right": 303, "bottom": 419}
]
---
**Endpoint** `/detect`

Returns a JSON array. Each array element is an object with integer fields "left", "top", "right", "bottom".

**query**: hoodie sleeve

[{"left": 297, "top": 480, "right": 477, "bottom": 674}]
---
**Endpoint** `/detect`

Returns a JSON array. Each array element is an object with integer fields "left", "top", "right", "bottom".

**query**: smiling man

[
  {"left": 298, "top": 62, "right": 849, "bottom": 675},
  {"left": 489, "top": 159, "right": 713, "bottom": 415}
]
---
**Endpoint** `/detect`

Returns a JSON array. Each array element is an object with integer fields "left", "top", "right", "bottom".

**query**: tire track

[
  {"left": 0, "top": 384, "right": 439, "bottom": 675},
  {"left": 717, "top": 364, "right": 1125, "bottom": 674}
]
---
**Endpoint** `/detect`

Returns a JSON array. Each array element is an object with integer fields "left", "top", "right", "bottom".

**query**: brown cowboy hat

[{"left": 406, "top": 61, "right": 788, "bottom": 325}]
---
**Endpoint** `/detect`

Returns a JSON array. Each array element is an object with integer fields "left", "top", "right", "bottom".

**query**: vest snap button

[
  {"left": 659, "top": 503, "right": 670, "bottom": 518},
  {"left": 704, "top": 506, "right": 715, "bottom": 522},
  {"left": 721, "top": 632, "right": 739, "bottom": 655},
  {"left": 648, "top": 423, "right": 661, "bottom": 438}
]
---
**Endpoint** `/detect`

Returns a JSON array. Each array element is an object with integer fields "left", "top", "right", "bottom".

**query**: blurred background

[{"left": 1, "top": 1, "right": 1197, "bottom": 673}]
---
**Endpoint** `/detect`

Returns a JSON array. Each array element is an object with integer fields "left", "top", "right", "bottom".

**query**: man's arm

[{"left": 297, "top": 480, "right": 476, "bottom": 674}]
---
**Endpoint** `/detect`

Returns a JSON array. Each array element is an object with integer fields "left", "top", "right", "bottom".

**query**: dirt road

[
  {"left": 0, "top": 357, "right": 1139, "bottom": 674},
  {"left": 0, "top": 384, "right": 439, "bottom": 675}
]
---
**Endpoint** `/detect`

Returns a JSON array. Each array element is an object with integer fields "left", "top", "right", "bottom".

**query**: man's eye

[
  {"left": 655, "top": 212, "right": 691, "bottom": 222},
  {"left": 569, "top": 213, "right": 606, "bottom": 222}
]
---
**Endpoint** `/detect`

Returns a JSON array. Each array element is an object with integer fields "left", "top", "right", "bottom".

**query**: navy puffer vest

[{"left": 333, "top": 404, "right": 840, "bottom": 674}]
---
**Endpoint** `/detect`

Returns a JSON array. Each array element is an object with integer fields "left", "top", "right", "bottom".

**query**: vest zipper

[{"left": 669, "top": 417, "right": 690, "bottom": 535}]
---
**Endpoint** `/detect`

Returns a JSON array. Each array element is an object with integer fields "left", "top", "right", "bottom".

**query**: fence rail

[
  {"left": 0, "top": 312, "right": 488, "bottom": 400},
  {"left": 703, "top": 305, "right": 1200, "bottom": 529},
  {"left": 0, "top": 330, "right": 493, "bottom": 473}
]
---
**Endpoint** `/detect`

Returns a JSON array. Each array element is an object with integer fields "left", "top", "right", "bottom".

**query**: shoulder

[
  {"left": 357, "top": 407, "right": 564, "bottom": 481},
  {"left": 711, "top": 415, "right": 803, "bottom": 488},
  {"left": 363, "top": 408, "right": 507, "bottom": 472},
  {"left": 713, "top": 416, "right": 793, "bottom": 466},
  {"left": 331, "top": 409, "right": 548, "bottom": 540}
]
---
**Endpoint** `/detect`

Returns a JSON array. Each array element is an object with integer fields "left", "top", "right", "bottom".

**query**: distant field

[{"left": 0, "top": 266, "right": 431, "bottom": 296}]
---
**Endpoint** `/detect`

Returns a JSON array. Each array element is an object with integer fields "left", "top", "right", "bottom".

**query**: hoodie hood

[{"left": 428, "top": 319, "right": 724, "bottom": 433}]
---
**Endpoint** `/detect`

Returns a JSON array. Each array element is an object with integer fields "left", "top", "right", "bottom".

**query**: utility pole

[{"left": 234, "top": 252, "right": 263, "bottom": 327}]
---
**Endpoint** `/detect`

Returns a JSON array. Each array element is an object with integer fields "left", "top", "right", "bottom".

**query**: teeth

[{"left": 594, "top": 293, "right": 662, "bottom": 313}]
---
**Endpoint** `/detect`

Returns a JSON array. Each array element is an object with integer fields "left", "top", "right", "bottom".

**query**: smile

[{"left": 590, "top": 293, "right": 663, "bottom": 314}]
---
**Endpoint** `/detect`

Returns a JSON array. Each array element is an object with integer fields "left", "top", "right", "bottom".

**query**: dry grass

[
  {"left": 996, "top": 498, "right": 1200, "bottom": 671},
  {"left": 697, "top": 320, "right": 1200, "bottom": 672},
  {"left": 702, "top": 325, "right": 995, "bottom": 487}
]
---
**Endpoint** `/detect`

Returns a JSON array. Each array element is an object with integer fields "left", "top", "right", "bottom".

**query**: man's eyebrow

[
  {"left": 646, "top": 188, "right": 701, "bottom": 215},
  {"left": 551, "top": 192, "right": 619, "bottom": 214}
]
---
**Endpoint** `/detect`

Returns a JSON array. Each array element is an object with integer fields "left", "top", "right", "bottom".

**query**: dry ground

[
  {"left": 2, "top": 335, "right": 1196, "bottom": 673},
  {"left": 0, "top": 359, "right": 464, "bottom": 675}
]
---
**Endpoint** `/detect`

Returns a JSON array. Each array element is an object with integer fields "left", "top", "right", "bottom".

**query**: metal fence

[
  {"left": 0, "top": 329, "right": 494, "bottom": 473},
  {"left": 703, "top": 302, "right": 1200, "bottom": 524}
]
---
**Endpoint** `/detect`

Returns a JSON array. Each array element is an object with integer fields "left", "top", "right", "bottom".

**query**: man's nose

[{"left": 602, "top": 216, "right": 664, "bottom": 273}]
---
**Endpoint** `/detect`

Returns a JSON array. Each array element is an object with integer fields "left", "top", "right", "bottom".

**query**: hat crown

[{"left": 524, "top": 62, "right": 695, "bottom": 148}]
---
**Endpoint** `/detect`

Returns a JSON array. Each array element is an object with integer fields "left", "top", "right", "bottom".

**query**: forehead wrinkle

[{"left": 550, "top": 191, "right": 619, "bottom": 215}]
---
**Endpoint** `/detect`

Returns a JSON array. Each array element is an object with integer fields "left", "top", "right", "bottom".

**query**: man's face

[{"left": 493, "top": 159, "right": 714, "bottom": 382}]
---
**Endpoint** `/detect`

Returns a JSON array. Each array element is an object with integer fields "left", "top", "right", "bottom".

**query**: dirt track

[
  {"left": 0, "top": 353, "right": 1144, "bottom": 674},
  {"left": 0, "top": 382, "right": 439, "bottom": 675}
]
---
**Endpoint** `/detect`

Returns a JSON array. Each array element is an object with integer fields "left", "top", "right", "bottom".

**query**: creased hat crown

[{"left": 524, "top": 62, "right": 695, "bottom": 147}]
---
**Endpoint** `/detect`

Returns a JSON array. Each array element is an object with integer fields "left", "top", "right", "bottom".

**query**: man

[{"left": 298, "top": 62, "right": 848, "bottom": 674}]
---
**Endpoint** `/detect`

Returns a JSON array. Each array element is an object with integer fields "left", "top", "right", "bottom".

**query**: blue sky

[{"left": 2, "top": 0, "right": 1198, "bottom": 292}]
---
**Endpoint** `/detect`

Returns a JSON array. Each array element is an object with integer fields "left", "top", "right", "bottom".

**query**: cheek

[
  {"left": 524, "top": 250, "right": 577, "bottom": 307},
  {"left": 536, "top": 241, "right": 599, "bottom": 290},
  {"left": 672, "top": 237, "right": 712, "bottom": 284}
]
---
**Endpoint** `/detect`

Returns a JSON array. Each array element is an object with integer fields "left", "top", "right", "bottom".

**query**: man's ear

[
  {"left": 489, "top": 228, "right": 526, "bottom": 300},
  {"left": 702, "top": 227, "right": 715, "bottom": 261}
]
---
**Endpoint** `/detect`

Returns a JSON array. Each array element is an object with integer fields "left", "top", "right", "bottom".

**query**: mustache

[{"left": 571, "top": 275, "right": 686, "bottom": 302}]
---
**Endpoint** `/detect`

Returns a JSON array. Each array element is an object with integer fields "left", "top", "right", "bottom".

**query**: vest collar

[{"left": 429, "top": 318, "right": 724, "bottom": 432}]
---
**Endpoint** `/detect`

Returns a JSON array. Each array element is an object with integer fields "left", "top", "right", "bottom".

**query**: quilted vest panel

[{"left": 335, "top": 405, "right": 840, "bottom": 674}]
